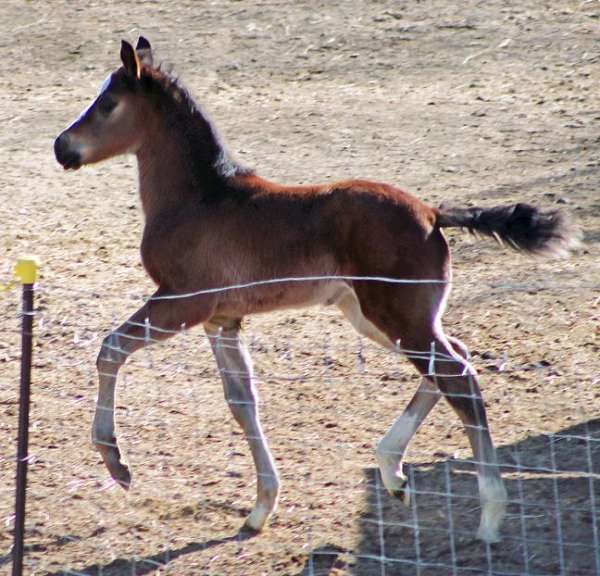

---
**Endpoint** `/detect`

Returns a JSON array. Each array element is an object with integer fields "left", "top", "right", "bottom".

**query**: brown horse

[{"left": 54, "top": 38, "right": 579, "bottom": 543}]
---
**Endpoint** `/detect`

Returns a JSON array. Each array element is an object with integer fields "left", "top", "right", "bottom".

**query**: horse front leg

[
  {"left": 94, "top": 305, "right": 149, "bottom": 488},
  {"left": 205, "top": 319, "right": 280, "bottom": 532},
  {"left": 94, "top": 291, "right": 214, "bottom": 488}
]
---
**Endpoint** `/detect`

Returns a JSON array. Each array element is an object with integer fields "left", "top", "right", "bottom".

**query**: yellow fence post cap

[{"left": 14, "top": 257, "right": 39, "bottom": 285}]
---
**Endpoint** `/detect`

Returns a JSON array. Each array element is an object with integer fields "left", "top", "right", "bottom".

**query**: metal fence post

[{"left": 12, "top": 258, "right": 38, "bottom": 576}]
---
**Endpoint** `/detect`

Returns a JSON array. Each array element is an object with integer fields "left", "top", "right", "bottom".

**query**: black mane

[{"left": 141, "top": 65, "right": 253, "bottom": 187}]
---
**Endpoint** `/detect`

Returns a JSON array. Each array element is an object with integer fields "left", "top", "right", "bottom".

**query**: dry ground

[{"left": 1, "top": 1, "right": 599, "bottom": 574}]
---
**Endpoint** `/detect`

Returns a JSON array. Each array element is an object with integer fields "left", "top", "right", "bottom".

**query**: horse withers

[{"left": 54, "top": 38, "right": 580, "bottom": 543}]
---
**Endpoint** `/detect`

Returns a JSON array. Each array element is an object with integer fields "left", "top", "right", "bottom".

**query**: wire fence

[{"left": 1, "top": 275, "right": 599, "bottom": 575}]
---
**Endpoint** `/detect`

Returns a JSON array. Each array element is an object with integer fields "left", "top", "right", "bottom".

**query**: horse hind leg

[
  {"left": 357, "top": 291, "right": 505, "bottom": 541},
  {"left": 376, "top": 377, "right": 440, "bottom": 505},
  {"left": 373, "top": 336, "right": 469, "bottom": 506},
  {"left": 338, "top": 288, "right": 439, "bottom": 504},
  {"left": 404, "top": 329, "right": 507, "bottom": 543},
  {"left": 338, "top": 289, "right": 461, "bottom": 507},
  {"left": 339, "top": 285, "right": 505, "bottom": 540},
  {"left": 336, "top": 288, "right": 396, "bottom": 350}
]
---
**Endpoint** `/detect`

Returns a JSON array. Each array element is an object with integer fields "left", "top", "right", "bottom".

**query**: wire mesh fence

[{"left": 1, "top": 277, "right": 599, "bottom": 575}]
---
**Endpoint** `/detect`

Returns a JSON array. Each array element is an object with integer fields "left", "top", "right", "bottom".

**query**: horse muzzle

[{"left": 54, "top": 133, "right": 82, "bottom": 171}]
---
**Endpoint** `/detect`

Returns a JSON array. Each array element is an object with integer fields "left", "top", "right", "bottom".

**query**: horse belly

[{"left": 214, "top": 279, "right": 350, "bottom": 317}]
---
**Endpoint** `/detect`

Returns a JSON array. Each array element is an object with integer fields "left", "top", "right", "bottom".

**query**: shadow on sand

[
  {"left": 45, "top": 531, "right": 257, "bottom": 576},
  {"left": 296, "top": 418, "right": 600, "bottom": 575}
]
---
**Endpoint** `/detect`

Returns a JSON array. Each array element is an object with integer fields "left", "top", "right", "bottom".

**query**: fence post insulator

[{"left": 14, "top": 258, "right": 38, "bottom": 285}]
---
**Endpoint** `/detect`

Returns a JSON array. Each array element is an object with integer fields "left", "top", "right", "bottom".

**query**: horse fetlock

[
  {"left": 259, "top": 477, "right": 280, "bottom": 512},
  {"left": 261, "top": 477, "right": 280, "bottom": 498}
]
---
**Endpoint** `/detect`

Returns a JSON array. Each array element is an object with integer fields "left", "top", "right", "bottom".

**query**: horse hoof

[
  {"left": 95, "top": 441, "right": 132, "bottom": 489},
  {"left": 476, "top": 525, "right": 501, "bottom": 544},
  {"left": 99, "top": 459, "right": 131, "bottom": 489},
  {"left": 108, "top": 461, "right": 131, "bottom": 490},
  {"left": 389, "top": 483, "right": 410, "bottom": 506},
  {"left": 240, "top": 520, "right": 261, "bottom": 536},
  {"left": 378, "top": 467, "right": 410, "bottom": 506},
  {"left": 242, "top": 517, "right": 264, "bottom": 534},
  {"left": 242, "top": 504, "right": 272, "bottom": 533}
]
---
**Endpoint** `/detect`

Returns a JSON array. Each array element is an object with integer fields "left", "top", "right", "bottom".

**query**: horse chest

[{"left": 140, "top": 222, "right": 192, "bottom": 287}]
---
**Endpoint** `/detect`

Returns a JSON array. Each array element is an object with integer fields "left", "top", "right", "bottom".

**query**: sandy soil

[{"left": 1, "top": 1, "right": 599, "bottom": 574}]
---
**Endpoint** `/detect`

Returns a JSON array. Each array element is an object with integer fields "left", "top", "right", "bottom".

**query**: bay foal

[{"left": 54, "top": 38, "right": 579, "bottom": 542}]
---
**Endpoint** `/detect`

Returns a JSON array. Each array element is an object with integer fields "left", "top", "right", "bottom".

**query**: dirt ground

[{"left": 1, "top": 1, "right": 599, "bottom": 574}]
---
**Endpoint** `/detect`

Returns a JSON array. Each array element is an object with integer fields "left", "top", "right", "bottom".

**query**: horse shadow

[
  {"left": 296, "top": 418, "right": 600, "bottom": 575},
  {"left": 44, "top": 531, "right": 257, "bottom": 576}
]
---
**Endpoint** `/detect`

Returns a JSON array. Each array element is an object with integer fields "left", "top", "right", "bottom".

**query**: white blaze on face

[{"left": 67, "top": 73, "right": 113, "bottom": 129}]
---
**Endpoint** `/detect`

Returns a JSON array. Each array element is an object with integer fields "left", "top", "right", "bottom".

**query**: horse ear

[
  {"left": 136, "top": 36, "right": 151, "bottom": 50},
  {"left": 120, "top": 40, "right": 141, "bottom": 79},
  {"left": 135, "top": 36, "right": 154, "bottom": 67}
]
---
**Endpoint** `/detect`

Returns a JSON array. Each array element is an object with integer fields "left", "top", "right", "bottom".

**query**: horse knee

[{"left": 96, "top": 332, "right": 126, "bottom": 372}]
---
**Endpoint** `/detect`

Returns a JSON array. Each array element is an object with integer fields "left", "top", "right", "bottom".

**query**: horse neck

[{"left": 135, "top": 107, "right": 224, "bottom": 222}]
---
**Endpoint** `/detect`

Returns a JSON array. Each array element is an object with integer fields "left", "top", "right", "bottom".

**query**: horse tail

[{"left": 436, "top": 202, "right": 581, "bottom": 256}]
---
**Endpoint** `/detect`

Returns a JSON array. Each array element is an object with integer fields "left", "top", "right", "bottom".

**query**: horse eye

[{"left": 97, "top": 96, "right": 117, "bottom": 116}]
